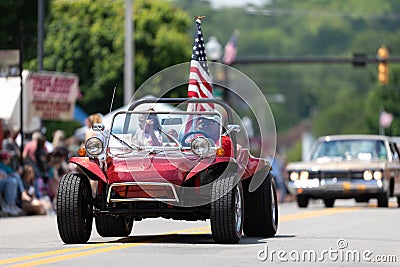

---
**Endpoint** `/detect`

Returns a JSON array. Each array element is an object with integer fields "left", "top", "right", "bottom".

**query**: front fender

[
  {"left": 185, "top": 157, "right": 237, "bottom": 181},
  {"left": 69, "top": 157, "right": 107, "bottom": 183}
]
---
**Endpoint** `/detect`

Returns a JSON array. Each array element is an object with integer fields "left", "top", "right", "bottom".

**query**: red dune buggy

[{"left": 57, "top": 98, "right": 278, "bottom": 244}]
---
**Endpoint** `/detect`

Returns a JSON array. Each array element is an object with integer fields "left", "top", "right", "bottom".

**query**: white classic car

[{"left": 287, "top": 134, "right": 400, "bottom": 208}]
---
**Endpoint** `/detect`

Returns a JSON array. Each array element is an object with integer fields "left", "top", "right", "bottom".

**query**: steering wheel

[{"left": 181, "top": 130, "right": 211, "bottom": 147}]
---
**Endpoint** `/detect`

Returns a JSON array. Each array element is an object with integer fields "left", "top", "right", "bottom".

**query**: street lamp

[
  {"left": 205, "top": 37, "right": 223, "bottom": 99},
  {"left": 205, "top": 36, "right": 222, "bottom": 62}
]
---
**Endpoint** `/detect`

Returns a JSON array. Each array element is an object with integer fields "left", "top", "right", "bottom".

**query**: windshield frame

[{"left": 107, "top": 110, "right": 222, "bottom": 153}]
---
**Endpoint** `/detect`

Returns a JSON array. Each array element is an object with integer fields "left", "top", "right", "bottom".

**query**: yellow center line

[
  {"left": 2, "top": 207, "right": 361, "bottom": 267},
  {"left": 0, "top": 243, "right": 112, "bottom": 265},
  {"left": 7, "top": 243, "right": 146, "bottom": 267},
  {"left": 279, "top": 207, "right": 361, "bottom": 222},
  {"left": 1, "top": 227, "right": 210, "bottom": 267}
]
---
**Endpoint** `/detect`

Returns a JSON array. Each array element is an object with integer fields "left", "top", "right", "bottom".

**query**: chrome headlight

[
  {"left": 373, "top": 171, "right": 383, "bottom": 180},
  {"left": 300, "top": 171, "right": 309, "bottom": 180},
  {"left": 290, "top": 172, "right": 299, "bottom": 181},
  {"left": 363, "top": 170, "right": 373, "bottom": 181},
  {"left": 85, "top": 137, "right": 104, "bottom": 156},
  {"left": 191, "top": 136, "right": 211, "bottom": 157}
]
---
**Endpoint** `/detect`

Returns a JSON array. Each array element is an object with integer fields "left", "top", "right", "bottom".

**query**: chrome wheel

[{"left": 235, "top": 185, "right": 243, "bottom": 234}]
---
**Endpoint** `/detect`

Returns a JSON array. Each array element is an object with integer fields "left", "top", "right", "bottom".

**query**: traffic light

[{"left": 377, "top": 45, "right": 389, "bottom": 84}]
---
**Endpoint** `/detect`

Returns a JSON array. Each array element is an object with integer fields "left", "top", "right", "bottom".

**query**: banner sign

[{"left": 26, "top": 72, "right": 79, "bottom": 120}]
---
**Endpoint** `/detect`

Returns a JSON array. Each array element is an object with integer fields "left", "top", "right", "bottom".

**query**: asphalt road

[{"left": 0, "top": 199, "right": 399, "bottom": 267}]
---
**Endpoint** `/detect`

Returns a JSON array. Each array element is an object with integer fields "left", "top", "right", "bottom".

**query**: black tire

[
  {"left": 243, "top": 173, "right": 278, "bottom": 237},
  {"left": 210, "top": 173, "right": 243, "bottom": 244},
  {"left": 297, "top": 195, "right": 309, "bottom": 208},
  {"left": 323, "top": 198, "right": 335, "bottom": 208},
  {"left": 95, "top": 215, "right": 134, "bottom": 237},
  {"left": 377, "top": 192, "right": 389, "bottom": 208},
  {"left": 57, "top": 173, "right": 93, "bottom": 244},
  {"left": 397, "top": 196, "right": 400, "bottom": 208}
]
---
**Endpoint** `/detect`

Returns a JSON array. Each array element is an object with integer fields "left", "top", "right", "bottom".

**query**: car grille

[{"left": 309, "top": 171, "right": 364, "bottom": 180}]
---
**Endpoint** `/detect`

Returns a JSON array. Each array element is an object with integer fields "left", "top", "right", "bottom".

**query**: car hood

[
  {"left": 106, "top": 152, "right": 204, "bottom": 185},
  {"left": 287, "top": 158, "right": 387, "bottom": 171}
]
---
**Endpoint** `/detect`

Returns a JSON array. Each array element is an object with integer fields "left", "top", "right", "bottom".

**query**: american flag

[
  {"left": 186, "top": 18, "right": 214, "bottom": 132},
  {"left": 223, "top": 31, "right": 239, "bottom": 65}
]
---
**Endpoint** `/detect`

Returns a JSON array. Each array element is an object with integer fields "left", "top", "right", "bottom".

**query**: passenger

[{"left": 133, "top": 111, "right": 162, "bottom": 146}]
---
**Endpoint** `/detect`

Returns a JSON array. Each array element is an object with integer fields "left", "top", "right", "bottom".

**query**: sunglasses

[{"left": 200, "top": 120, "right": 217, "bottom": 127}]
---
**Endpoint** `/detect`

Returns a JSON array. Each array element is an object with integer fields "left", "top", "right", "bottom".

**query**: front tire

[
  {"left": 243, "top": 173, "right": 278, "bottom": 237},
  {"left": 377, "top": 192, "right": 389, "bottom": 208},
  {"left": 210, "top": 173, "right": 243, "bottom": 244},
  {"left": 297, "top": 195, "right": 309, "bottom": 208},
  {"left": 323, "top": 198, "right": 335, "bottom": 208},
  {"left": 95, "top": 215, "right": 134, "bottom": 237},
  {"left": 57, "top": 173, "right": 93, "bottom": 244}
]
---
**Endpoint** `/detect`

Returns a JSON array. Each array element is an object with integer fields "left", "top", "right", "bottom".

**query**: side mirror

[
  {"left": 224, "top": 124, "right": 241, "bottom": 135},
  {"left": 92, "top": 123, "right": 105, "bottom": 131}
]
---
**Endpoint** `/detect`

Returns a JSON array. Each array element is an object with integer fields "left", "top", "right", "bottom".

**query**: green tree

[
  {"left": 26, "top": 0, "right": 191, "bottom": 115},
  {"left": 0, "top": 0, "right": 42, "bottom": 62}
]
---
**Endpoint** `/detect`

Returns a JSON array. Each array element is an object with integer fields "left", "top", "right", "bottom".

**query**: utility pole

[
  {"left": 38, "top": 0, "right": 44, "bottom": 71},
  {"left": 124, "top": 0, "right": 134, "bottom": 105}
]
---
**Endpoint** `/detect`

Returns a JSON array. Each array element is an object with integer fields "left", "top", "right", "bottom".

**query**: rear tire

[
  {"left": 95, "top": 215, "right": 134, "bottom": 237},
  {"left": 243, "top": 173, "right": 278, "bottom": 237},
  {"left": 210, "top": 173, "right": 243, "bottom": 244},
  {"left": 297, "top": 195, "right": 309, "bottom": 208},
  {"left": 57, "top": 173, "right": 93, "bottom": 244}
]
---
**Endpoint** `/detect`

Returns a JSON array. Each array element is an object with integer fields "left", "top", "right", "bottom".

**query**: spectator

[
  {"left": 20, "top": 164, "right": 52, "bottom": 215},
  {"left": 46, "top": 153, "right": 66, "bottom": 204},
  {"left": 65, "top": 135, "right": 80, "bottom": 158},
  {"left": 52, "top": 130, "right": 69, "bottom": 161},
  {"left": 2, "top": 128, "right": 21, "bottom": 170},
  {"left": 22, "top": 131, "right": 48, "bottom": 198},
  {"left": 267, "top": 151, "right": 287, "bottom": 203},
  {"left": 0, "top": 168, "right": 21, "bottom": 216},
  {"left": 0, "top": 151, "right": 26, "bottom": 216},
  {"left": 85, "top": 113, "right": 103, "bottom": 142},
  {"left": 85, "top": 113, "right": 103, "bottom": 197}
]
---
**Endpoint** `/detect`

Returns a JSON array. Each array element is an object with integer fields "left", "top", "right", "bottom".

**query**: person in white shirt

[{"left": 133, "top": 111, "right": 162, "bottom": 147}]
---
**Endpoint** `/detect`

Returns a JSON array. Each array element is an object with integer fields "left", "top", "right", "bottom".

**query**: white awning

[{"left": 0, "top": 71, "right": 41, "bottom": 132}]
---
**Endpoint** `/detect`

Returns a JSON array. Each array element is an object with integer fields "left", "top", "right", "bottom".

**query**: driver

[
  {"left": 198, "top": 116, "right": 235, "bottom": 157},
  {"left": 133, "top": 111, "right": 163, "bottom": 146},
  {"left": 196, "top": 117, "right": 221, "bottom": 143}
]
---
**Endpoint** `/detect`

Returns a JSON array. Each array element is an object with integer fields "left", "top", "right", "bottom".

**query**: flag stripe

[{"left": 189, "top": 65, "right": 213, "bottom": 92}]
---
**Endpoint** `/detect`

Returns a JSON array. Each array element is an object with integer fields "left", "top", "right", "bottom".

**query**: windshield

[
  {"left": 311, "top": 139, "right": 388, "bottom": 161},
  {"left": 108, "top": 110, "right": 222, "bottom": 152}
]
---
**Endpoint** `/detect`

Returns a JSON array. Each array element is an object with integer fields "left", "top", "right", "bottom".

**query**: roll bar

[{"left": 126, "top": 98, "right": 238, "bottom": 157}]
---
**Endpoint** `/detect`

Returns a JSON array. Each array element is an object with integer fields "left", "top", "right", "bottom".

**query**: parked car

[
  {"left": 287, "top": 134, "right": 400, "bottom": 208},
  {"left": 57, "top": 98, "right": 278, "bottom": 244}
]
